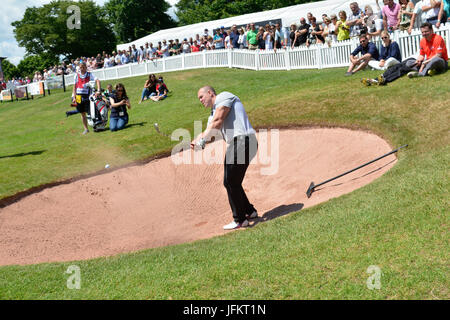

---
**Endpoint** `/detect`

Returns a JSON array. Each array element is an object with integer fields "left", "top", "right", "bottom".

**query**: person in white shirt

[
  {"left": 421, "top": 0, "right": 441, "bottom": 25},
  {"left": 409, "top": 0, "right": 428, "bottom": 33},
  {"left": 238, "top": 27, "right": 247, "bottom": 49},
  {"left": 224, "top": 30, "right": 231, "bottom": 48}
]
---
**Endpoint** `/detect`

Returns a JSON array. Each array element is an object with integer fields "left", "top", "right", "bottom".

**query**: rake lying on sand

[{"left": 306, "top": 144, "right": 408, "bottom": 198}]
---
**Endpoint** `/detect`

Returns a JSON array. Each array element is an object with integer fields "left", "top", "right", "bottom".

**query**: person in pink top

[{"left": 383, "top": 0, "right": 401, "bottom": 31}]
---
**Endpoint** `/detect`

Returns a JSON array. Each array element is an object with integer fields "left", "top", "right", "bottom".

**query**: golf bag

[{"left": 87, "top": 94, "right": 109, "bottom": 132}]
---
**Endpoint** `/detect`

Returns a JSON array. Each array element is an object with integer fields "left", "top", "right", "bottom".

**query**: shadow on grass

[
  {"left": 126, "top": 121, "right": 147, "bottom": 129},
  {"left": 251, "top": 203, "right": 304, "bottom": 227},
  {"left": 0, "top": 150, "right": 46, "bottom": 159}
]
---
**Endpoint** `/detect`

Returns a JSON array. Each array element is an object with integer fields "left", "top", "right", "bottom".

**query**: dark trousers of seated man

[
  {"left": 383, "top": 58, "right": 418, "bottom": 83},
  {"left": 224, "top": 134, "right": 258, "bottom": 224}
]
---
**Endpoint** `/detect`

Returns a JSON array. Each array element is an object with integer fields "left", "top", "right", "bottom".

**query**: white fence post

[
  {"left": 316, "top": 45, "right": 322, "bottom": 69},
  {"left": 284, "top": 48, "right": 291, "bottom": 71},
  {"left": 182, "top": 53, "right": 185, "bottom": 69},
  {"left": 203, "top": 50, "right": 206, "bottom": 68},
  {"left": 163, "top": 57, "right": 166, "bottom": 72},
  {"left": 255, "top": 50, "right": 260, "bottom": 71},
  {"left": 228, "top": 49, "right": 232, "bottom": 68}
]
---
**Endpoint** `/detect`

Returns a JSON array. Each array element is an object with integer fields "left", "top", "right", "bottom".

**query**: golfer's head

[
  {"left": 79, "top": 62, "right": 87, "bottom": 73},
  {"left": 198, "top": 86, "right": 216, "bottom": 108}
]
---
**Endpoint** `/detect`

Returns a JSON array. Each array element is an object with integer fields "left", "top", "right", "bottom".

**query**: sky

[{"left": 1, "top": 0, "right": 179, "bottom": 66}]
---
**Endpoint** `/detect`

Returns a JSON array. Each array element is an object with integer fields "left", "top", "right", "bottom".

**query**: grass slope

[{"left": 0, "top": 67, "right": 448, "bottom": 299}]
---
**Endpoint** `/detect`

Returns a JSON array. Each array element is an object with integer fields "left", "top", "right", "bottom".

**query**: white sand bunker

[{"left": 0, "top": 128, "right": 397, "bottom": 266}]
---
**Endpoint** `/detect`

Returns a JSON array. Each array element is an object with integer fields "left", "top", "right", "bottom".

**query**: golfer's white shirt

[{"left": 209, "top": 92, "right": 256, "bottom": 144}]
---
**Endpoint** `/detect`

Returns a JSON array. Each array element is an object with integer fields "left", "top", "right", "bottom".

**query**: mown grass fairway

[{"left": 0, "top": 67, "right": 448, "bottom": 299}]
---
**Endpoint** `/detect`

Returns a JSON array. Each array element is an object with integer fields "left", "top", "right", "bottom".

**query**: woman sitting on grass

[
  {"left": 109, "top": 83, "right": 131, "bottom": 131},
  {"left": 139, "top": 74, "right": 157, "bottom": 104},
  {"left": 150, "top": 77, "right": 169, "bottom": 102}
]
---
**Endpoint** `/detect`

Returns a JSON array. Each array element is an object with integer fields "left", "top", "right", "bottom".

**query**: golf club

[{"left": 306, "top": 144, "right": 408, "bottom": 198}]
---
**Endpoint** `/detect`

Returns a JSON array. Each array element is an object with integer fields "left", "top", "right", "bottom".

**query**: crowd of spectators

[{"left": 1, "top": 0, "right": 449, "bottom": 88}]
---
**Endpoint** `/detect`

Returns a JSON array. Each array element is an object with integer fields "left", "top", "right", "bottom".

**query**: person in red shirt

[
  {"left": 191, "top": 42, "right": 200, "bottom": 52},
  {"left": 150, "top": 76, "right": 168, "bottom": 101},
  {"left": 408, "top": 22, "right": 448, "bottom": 77}
]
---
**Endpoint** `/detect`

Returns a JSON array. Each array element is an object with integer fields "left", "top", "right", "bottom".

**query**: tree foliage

[
  {"left": 1, "top": 60, "right": 20, "bottom": 80},
  {"left": 17, "top": 54, "right": 60, "bottom": 80},
  {"left": 12, "top": 0, "right": 116, "bottom": 61},
  {"left": 175, "top": 0, "right": 316, "bottom": 26},
  {"left": 105, "top": 0, "right": 177, "bottom": 43}
]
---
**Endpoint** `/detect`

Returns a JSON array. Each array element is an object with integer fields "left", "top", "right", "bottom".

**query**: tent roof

[{"left": 117, "top": 0, "right": 380, "bottom": 51}]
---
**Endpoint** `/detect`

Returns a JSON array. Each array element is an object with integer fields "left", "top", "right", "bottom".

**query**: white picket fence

[{"left": 56, "top": 24, "right": 447, "bottom": 86}]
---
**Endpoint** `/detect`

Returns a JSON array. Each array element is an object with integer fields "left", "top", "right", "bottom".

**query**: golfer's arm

[
  {"left": 96, "top": 79, "right": 101, "bottom": 91},
  {"left": 202, "top": 106, "right": 230, "bottom": 140}
]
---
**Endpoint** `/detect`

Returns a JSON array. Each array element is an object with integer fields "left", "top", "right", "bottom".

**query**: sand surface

[{"left": 0, "top": 128, "right": 397, "bottom": 266}]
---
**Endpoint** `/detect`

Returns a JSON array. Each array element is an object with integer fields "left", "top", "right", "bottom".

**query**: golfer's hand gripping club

[{"left": 191, "top": 137, "right": 206, "bottom": 150}]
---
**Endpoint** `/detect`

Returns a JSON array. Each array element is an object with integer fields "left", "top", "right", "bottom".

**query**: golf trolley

[{"left": 86, "top": 84, "right": 110, "bottom": 132}]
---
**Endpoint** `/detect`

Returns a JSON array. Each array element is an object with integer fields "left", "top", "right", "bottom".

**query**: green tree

[
  {"left": 105, "top": 0, "right": 177, "bottom": 43},
  {"left": 175, "top": 0, "right": 317, "bottom": 26},
  {"left": 1, "top": 60, "right": 20, "bottom": 80},
  {"left": 17, "top": 54, "right": 59, "bottom": 80},
  {"left": 12, "top": 0, "right": 116, "bottom": 61}
]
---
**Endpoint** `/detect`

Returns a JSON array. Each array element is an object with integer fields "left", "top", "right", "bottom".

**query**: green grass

[{"left": 0, "top": 67, "right": 448, "bottom": 299}]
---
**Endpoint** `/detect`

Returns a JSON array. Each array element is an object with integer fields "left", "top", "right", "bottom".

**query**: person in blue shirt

[
  {"left": 346, "top": 34, "right": 380, "bottom": 75},
  {"left": 229, "top": 24, "right": 240, "bottom": 49},
  {"left": 368, "top": 31, "right": 402, "bottom": 70}
]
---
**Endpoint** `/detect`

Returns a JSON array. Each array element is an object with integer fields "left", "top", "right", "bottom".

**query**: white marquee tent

[{"left": 117, "top": 0, "right": 383, "bottom": 51}]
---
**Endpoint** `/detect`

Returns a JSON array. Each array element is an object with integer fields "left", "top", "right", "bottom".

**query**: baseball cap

[
  {"left": 330, "top": 14, "right": 337, "bottom": 19},
  {"left": 220, "top": 26, "right": 224, "bottom": 29}
]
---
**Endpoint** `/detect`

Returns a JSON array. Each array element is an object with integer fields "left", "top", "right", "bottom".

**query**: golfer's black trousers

[{"left": 224, "top": 134, "right": 258, "bottom": 223}]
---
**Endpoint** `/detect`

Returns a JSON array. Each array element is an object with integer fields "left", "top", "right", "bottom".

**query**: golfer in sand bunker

[{"left": 191, "top": 86, "right": 258, "bottom": 230}]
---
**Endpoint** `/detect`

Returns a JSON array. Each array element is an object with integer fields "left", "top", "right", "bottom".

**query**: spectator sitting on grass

[
  {"left": 104, "top": 84, "right": 116, "bottom": 99},
  {"left": 368, "top": 31, "right": 401, "bottom": 70},
  {"left": 345, "top": 34, "right": 380, "bottom": 76},
  {"left": 150, "top": 77, "right": 169, "bottom": 102},
  {"left": 407, "top": 22, "right": 448, "bottom": 78},
  {"left": 109, "top": 83, "right": 131, "bottom": 132},
  {"left": 139, "top": 74, "right": 158, "bottom": 104}
]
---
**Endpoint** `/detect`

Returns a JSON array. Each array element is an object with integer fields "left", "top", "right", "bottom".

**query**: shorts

[{"left": 76, "top": 99, "right": 89, "bottom": 113}]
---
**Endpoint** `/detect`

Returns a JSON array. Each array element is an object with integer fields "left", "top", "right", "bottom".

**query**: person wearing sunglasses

[
  {"left": 368, "top": 31, "right": 401, "bottom": 70},
  {"left": 345, "top": 34, "right": 380, "bottom": 76},
  {"left": 109, "top": 83, "right": 131, "bottom": 131}
]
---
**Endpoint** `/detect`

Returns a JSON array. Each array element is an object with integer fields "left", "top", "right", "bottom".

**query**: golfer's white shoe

[
  {"left": 246, "top": 211, "right": 258, "bottom": 219},
  {"left": 223, "top": 220, "right": 249, "bottom": 230}
]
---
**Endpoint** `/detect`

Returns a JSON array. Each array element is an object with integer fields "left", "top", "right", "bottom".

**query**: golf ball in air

[{"left": 105, "top": 164, "right": 110, "bottom": 169}]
